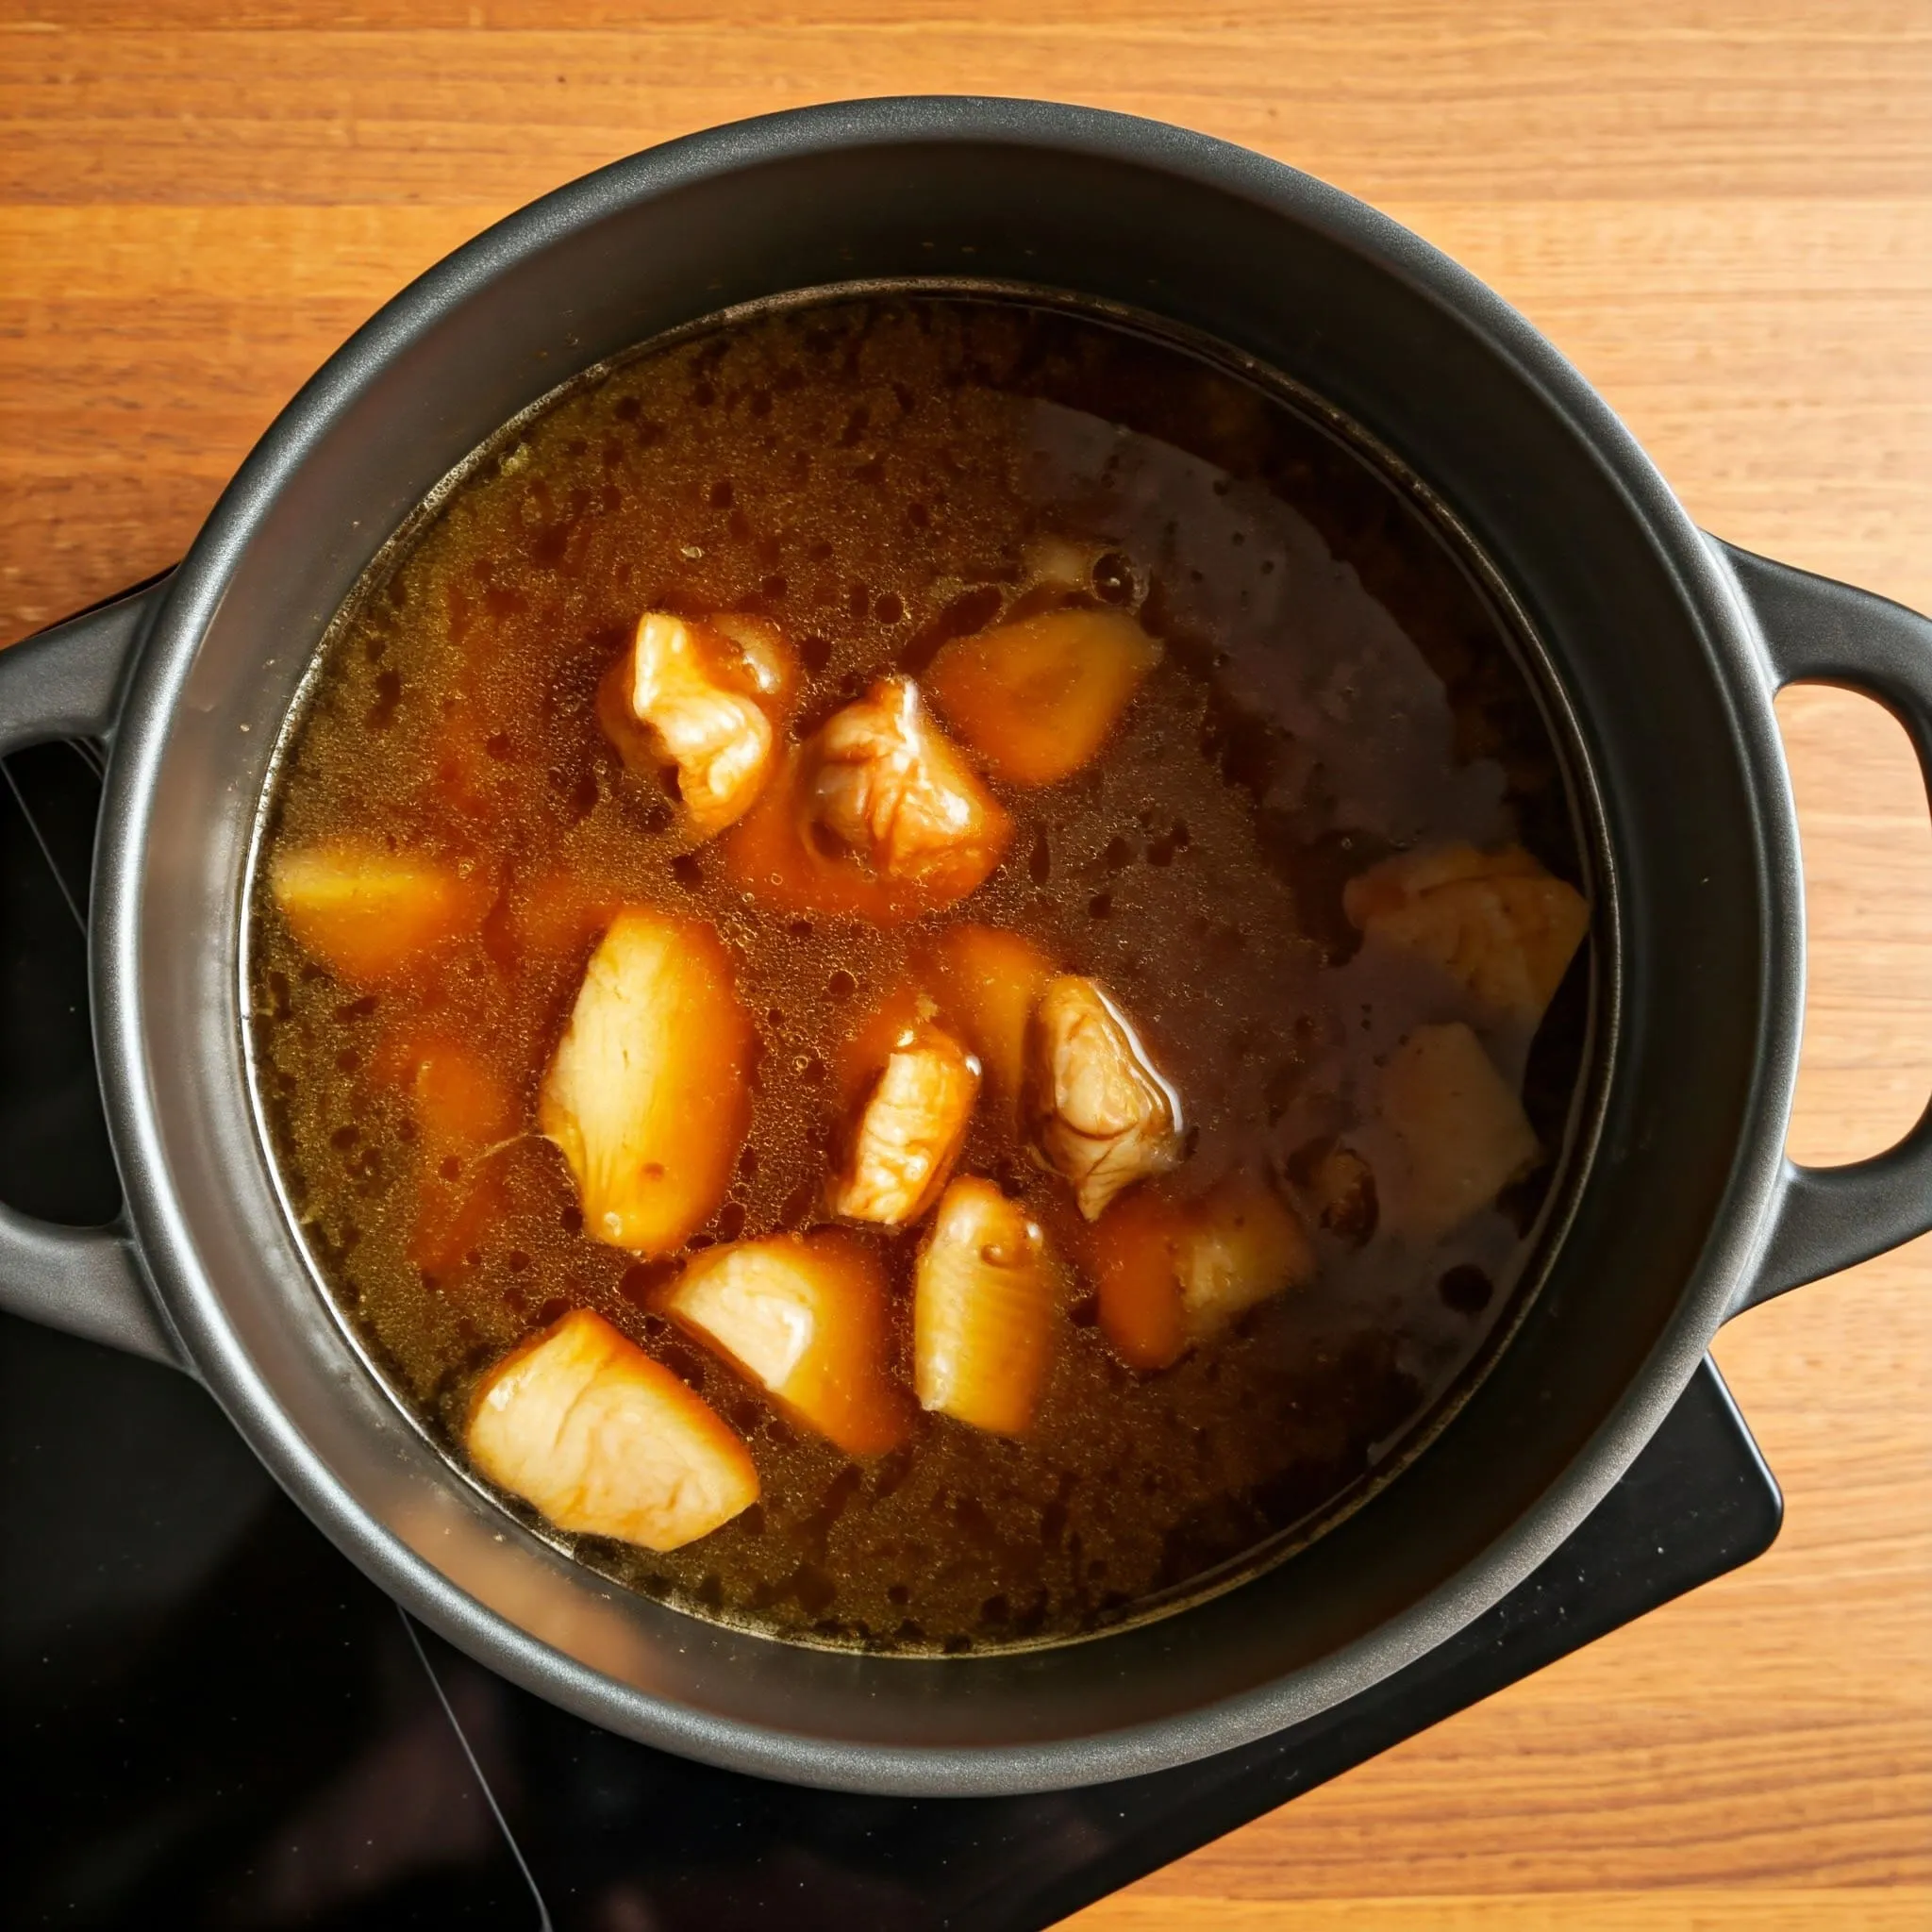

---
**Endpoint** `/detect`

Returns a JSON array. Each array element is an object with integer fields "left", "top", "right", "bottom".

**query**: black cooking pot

[{"left": 3, "top": 98, "right": 1928, "bottom": 1796}]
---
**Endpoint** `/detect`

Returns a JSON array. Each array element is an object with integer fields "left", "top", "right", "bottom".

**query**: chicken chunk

[
  {"left": 927, "top": 924, "right": 1058, "bottom": 1127},
  {"left": 539, "top": 910, "right": 753, "bottom": 1254},
  {"left": 600, "top": 611, "right": 797, "bottom": 837},
  {"left": 722, "top": 678, "right": 1012, "bottom": 923},
  {"left": 1092, "top": 1175, "right": 1315, "bottom": 1371},
  {"left": 829, "top": 1023, "right": 980, "bottom": 1226},
  {"left": 1344, "top": 842, "right": 1589, "bottom": 1025},
  {"left": 466, "top": 1308, "right": 758, "bottom": 1552},
  {"left": 808, "top": 677, "right": 1013, "bottom": 899},
  {"left": 660, "top": 1233, "right": 911, "bottom": 1455},
  {"left": 1025, "top": 975, "right": 1183, "bottom": 1220},
  {"left": 270, "top": 838, "right": 491, "bottom": 984},
  {"left": 927, "top": 608, "right": 1159, "bottom": 787},
  {"left": 1377, "top": 1022, "right": 1540, "bottom": 1242},
  {"left": 914, "top": 1177, "right": 1057, "bottom": 1437}
]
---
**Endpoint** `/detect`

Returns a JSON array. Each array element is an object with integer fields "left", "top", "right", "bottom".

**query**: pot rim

[{"left": 89, "top": 95, "right": 1805, "bottom": 1793}]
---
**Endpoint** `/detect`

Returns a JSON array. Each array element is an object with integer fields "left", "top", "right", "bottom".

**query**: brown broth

[{"left": 248, "top": 293, "right": 1591, "bottom": 1652}]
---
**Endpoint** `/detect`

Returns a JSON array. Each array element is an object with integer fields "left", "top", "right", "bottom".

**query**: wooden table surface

[{"left": 3, "top": 4, "right": 1927, "bottom": 1925}]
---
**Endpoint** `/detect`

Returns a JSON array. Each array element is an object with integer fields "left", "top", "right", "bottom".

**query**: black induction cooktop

[{"left": 2, "top": 700, "right": 1783, "bottom": 1931}]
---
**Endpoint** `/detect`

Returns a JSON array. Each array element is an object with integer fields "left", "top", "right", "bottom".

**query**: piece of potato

[
  {"left": 1092, "top": 1175, "right": 1315, "bottom": 1370},
  {"left": 599, "top": 611, "right": 798, "bottom": 837},
  {"left": 376, "top": 1032, "right": 521, "bottom": 1279},
  {"left": 914, "top": 1176, "right": 1057, "bottom": 1436},
  {"left": 928, "top": 924, "right": 1058, "bottom": 1125},
  {"left": 925, "top": 608, "right": 1159, "bottom": 787},
  {"left": 724, "top": 679, "right": 1013, "bottom": 922},
  {"left": 270, "top": 838, "right": 491, "bottom": 984},
  {"left": 1175, "top": 1174, "right": 1317, "bottom": 1340},
  {"left": 1026, "top": 975, "right": 1183, "bottom": 1220},
  {"left": 830, "top": 1023, "right": 980, "bottom": 1226},
  {"left": 660, "top": 1232, "right": 912, "bottom": 1455},
  {"left": 1377, "top": 1022, "right": 1540, "bottom": 1242},
  {"left": 538, "top": 909, "right": 753, "bottom": 1254},
  {"left": 467, "top": 1308, "right": 758, "bottom": 1551},
  {"left": 1344, "top": 842, "right": 1588, "bottom": 1024}
]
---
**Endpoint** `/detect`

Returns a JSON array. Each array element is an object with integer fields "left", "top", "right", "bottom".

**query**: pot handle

[
  {"left": 0, "top": 579, "right": 189, "bottom": 1369},
  {"left": 1721, "top": 540, "right": 1932, "bottom": 1313}
]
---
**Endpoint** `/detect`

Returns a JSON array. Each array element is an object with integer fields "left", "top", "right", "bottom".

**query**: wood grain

[{"left": 2, "top": 5, "right": 1926, "bottom": 1924}]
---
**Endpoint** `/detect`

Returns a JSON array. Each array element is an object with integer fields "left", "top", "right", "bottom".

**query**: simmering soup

[{"left": 248, "top": 292, "right": 1592, "bottom": 1653}]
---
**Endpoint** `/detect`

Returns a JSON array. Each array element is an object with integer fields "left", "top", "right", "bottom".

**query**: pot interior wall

[{"left": 120, "top": 107, "right": 1771, "bottom": 1781}]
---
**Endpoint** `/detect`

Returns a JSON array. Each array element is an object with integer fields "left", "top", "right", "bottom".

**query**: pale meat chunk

[
  {"left": 808, "top": 676, "right": 1011, "bottom": 898},
  {"left": 830, "top": 1024, "right": 980, "bottom": 1226},
  {"left": 539, "top": 909, "right": 753, "bottom": 1254},
  {"left": 623, "top": 611, "right": 791, "bottom": 836},
  {"left": 1025, "top": 975, "right": 1183, "bottom": 1220},
  {"left": 914, "top": 1176, "right": 1057, "bottom": 1436},
  {"left": 1378, "top": 1022, "right": 1540, "bottom": 1242},
  {"left": 465, "top": 1309, "right": 757, "bottom": 1552},
  {"left": 660, "top": 1233, "right": 911, "bottom": 1455},
  {"left": 1343, "top": 841, "right": 1588, "bottom": 1025}
]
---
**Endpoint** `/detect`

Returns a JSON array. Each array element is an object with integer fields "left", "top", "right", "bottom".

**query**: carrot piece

[
  {"left": 270, "top": 837, "right": 491, "bottom": 985},
  {"left": 1093, "top": 1174, "right": 1316, "bottom": 1372},
  {"left": 660, "top": 1232, "right": 913, "bottom": 1456},
  {"left": 1091, "top": 1187, "right": 1191, "bottom": 1371},
  {"left": 490, "top": 868, "right": 626, "bottom": 972},
  {"left": 927, "top": 924, "right": 1058, "bottom": 1125},
  {"left": 467, "top": 1308, "right": 758, "bottom": 1551},
  {"left": 926, "top": 608, "right": 1159, "bottom": 786},
  {"left": 372, "top": 1033, "right": 520, "bottom": 1280},
  {"left": 538, "top": 909, "right": 754, "bottom": 1255}
]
